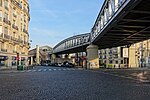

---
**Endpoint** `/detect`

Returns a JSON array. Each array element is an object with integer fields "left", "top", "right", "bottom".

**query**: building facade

[
  {"left": 99, "top": 47, "right": 126, "bottom": 68},
  {"left": 0, "top": 0, "right": 30, "bottom": 68},
  {"left": 28, "top": 45, "right": 53, "bottom": 66},
  {"left": 99, "top": 39, "right": 150, "bottom": 68},
  {"left": 129, "top": 39, "right": 150, "bottom": 68}
]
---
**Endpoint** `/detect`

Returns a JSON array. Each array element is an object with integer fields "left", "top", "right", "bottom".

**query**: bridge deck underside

[
  {"left": 93, "top": 0, "right": 150, "bottom": 49},
  {"left": 55, "top": 44, "right": 89, "bottom": 54}
]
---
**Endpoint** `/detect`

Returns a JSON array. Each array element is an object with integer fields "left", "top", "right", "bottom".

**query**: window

[
  {"left": 24, "top": 24, "right": 26, "bottom": 30},
  {"left": 0, "top": 26, "right": 2, "bottom": 35},
  {"left": 20, "top": 13, "right": 23, "bottom": 20},
  {"left": 4, "top": 27, "right": 8, "bottom": 34},
  {"left": 4, "top": 0, "right": 8, "bottom": 9},
  {"left": 121, "top": 60, "right": 123, "bottom": 64},
  {"left": 24, "top": 36, "right": 26, "bottom": 42},
  {"left": 20, "top": 1, "right": 22, "bottom": 8},
  {"left": 13, "top": 32, "right": 15, "bottom": 38},
  {"left": 4, "top": 13, "right": 8, "bottom": 20},
  {"left": 0, "top": 11, "right": 2, "bottom": 21},
  {"left": 21, "top": 23, "right": 22, "bottom": 31},
  {"left": 109, "top": 60, "right": 112, "bottom": 64},
  {"left": 115, "top": 60, "right": 118, "bottom": 64},
  {"left": 0, "top": 0, "right": 2, "bottom": 7},
  {"left": 1, "top": 42, "right": 4, "bottom": 48},
  {"left": 24, "top": 17, "right": 26, "bottom": 23},
  {"left": 13, "top": 19, "right": 16, "bottom": 25}
]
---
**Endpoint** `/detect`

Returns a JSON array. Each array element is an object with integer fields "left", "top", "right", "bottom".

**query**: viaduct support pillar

[
  {"left": 30, "top": 56, "right": 33, "bottom": 65},
  {"left": 86, "top": 45, "right": 99, "bottom": 69},
  {"left": 52, "top": 54, "right": 56, "bottom": 63},
  {"left": 36, "top": 45, "right": 40, "bottom": 65}
]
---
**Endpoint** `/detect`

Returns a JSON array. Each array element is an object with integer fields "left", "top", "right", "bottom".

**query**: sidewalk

[
  {"left": 99, "top": 67, "right": 150, "bottom": 83},
  {"left": 0, "top": 65, "right": 34, "bottom": 72}
]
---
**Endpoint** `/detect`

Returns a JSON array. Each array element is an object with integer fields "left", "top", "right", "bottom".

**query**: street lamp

[{"left": 81, "top": 37, "right": 84, "bottom": 68}]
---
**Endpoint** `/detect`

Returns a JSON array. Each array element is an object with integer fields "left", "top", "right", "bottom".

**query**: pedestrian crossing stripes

[{"left": 17, "top": 68, "right": 83, "bottom": 73}]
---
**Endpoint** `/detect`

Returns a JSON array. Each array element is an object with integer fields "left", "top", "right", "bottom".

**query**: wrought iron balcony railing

[
  {"left": 23, "top": 29, "right": 28, "bottom": 34},
  {"left": 11, "top": 0, "right": 22, "bottom": 9},
  {"left": 4, "top": 34, "right": 10, "bottom": 39},
  {"left": 13, "top": 13, "right": 17, "bottom": 18},
  {"left": 13, "top": 50, "right": 17, "bottom": 53},
  {"left": 12, "top": 24, "right": 18, "bottom": 30},
  {"left": 1, "top": 48, "right": 7, "bottom": 52},
  {"left": 3, "top": 18, "right": 11, "bottom": 25},
  {"left": 21, "top": 52, "right": 25, "bottom": 54},
  {"left": 4, "top": 6, "right": 9, "bottom": 10}
]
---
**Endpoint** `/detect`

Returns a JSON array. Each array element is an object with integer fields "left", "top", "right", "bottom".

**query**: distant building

[
  {"left": 0, "top": 0, "right": 30, "bottom": 69},
  {"left": 99, "top": 47, "right": 126, "bottom": 68},
  {"left": 28, "top": 45, "right": 53, "bottom": 65},
  {"left": 99, "top": 39, "right": 150, "bottom": 68}
]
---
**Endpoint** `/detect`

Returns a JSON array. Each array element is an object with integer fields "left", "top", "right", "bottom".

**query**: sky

[{"left": 28, "top": 0, "right": 104, "bottom": 49}]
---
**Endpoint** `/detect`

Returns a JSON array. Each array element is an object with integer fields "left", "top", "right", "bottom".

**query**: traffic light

[{"left": 16, "top": 53, "right": 19, "bottom": 60}]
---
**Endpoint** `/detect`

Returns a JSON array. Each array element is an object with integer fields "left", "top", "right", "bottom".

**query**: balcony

[
  {"left": 103, "top": 51, "right": 107, "bottom": 54},
  {"left": 109, "top": 56, "right": 113, "bottom": 59},
  {"left": 12, "top": 24, "right": 18, "bottom": 30},
  {"left": 1, "top": 48, "right": 7, "bottom": 52},
  {"left": 11, "top": 0, "right": 22, "bottom": 9},
  {"left": 113, "top": 49, "right": 118, "bottom": 54},
  {"left": 21, "top": 52, "right": 25, "bottom": 54},
  {"left": 11, "top": 36, "right": 19, "bottom": 43},
  {"left": 23, "top": 29, "right": 28, "bottom": 34},
  {"left": 3, "top": 18, "right": 11, "bottom": 25},
  {"left": 4, "top": 34, "right": 10, "bottom": 40},
  {"left": 20, "top": 40, "right": 23, "bottom": 44},
  {"left": 4, "top": 6, "right": 9, "bottom": 10},
  {"left": 23, "top": 7, "right": 29, "bottom": 13},
  {"left": 24, "top": 19, "right": 26, "bottom": 23},
  {"left": 113, "top": 55, "right": 118, "bottom": 59},
  {"left": 13, "top": 50, "right": 17, "bottom": 53},
  {"left": 23, "top": 7, "right": 30, "bottom": 18},
  {"left": 13, "top": 13, "right": 17, "bottom": 18},
  {"left": 24, "top": 41, "right": 28, "bottom": 45}
]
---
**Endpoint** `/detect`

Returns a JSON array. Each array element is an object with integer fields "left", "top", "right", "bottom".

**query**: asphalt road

[{"left": 0, "top": 66, "right": 150, "bottom": 100}]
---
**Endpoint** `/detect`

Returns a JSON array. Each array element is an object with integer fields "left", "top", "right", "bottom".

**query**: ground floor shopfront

[{"left": 0, "top": 53, "right": 28, "bottom": 69}]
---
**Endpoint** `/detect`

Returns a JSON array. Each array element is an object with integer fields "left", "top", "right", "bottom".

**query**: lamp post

[{"left": 81, "top": 37, "right": 84, "bottom": 68}]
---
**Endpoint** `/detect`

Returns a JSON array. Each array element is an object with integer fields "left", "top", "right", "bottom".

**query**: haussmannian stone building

[{"left": 0, "top": 0, "right": 30, "bottom": 69}]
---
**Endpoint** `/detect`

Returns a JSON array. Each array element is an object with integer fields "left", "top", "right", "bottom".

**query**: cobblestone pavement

[
  {"left": 0, "top": 66, "right": 150, "bottom": 100},
  {"left": 99, "top": 68, "right": 150, "bottom": 83}
]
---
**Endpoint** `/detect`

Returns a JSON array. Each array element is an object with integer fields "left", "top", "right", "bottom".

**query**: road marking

[
  {"left": 67, "top": 68, "right": 71, "bottom": 70},
  {"left": 32, "top": 70, "right": 36, "bottom": 72},
  {"left": 70, "top": 68, "right": 75, "bottom": 70},
  {"left": 20, "top": 71, "right": 25, "bottom": 73},
  {"left": 22, "top": 68, "right": 78, "bottom": 73},
  {"left": 27, "top": 70, "right": 31, "bottom": 72},
  {"left": 38, "top": 69, "right": 42, "bottom": 71},
  {"left": 43, "top": 69, "right": 47, "bottom": 71}
]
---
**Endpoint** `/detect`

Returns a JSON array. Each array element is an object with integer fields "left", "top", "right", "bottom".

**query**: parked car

[
  {"left": 62, "top": 61, "right": 74, "bottom": 67},
  {"left": 49, "top": 63, "right": 58, "bottom": 66},
  {"left": 57, "top": 63, "right": 63, "bottom": 67}
]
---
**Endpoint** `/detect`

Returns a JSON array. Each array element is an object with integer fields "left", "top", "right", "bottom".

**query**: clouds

[
  {"left": 28, "top": 0, "right": 104, "bottom": 49},
  {"left": 29, "top": 27, "right": 72, "bottom": 48}
]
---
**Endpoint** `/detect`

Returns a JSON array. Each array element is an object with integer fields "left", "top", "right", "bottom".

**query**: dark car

[
  {"left": 49, "top": 63, "right": 58, "bottom": 66},
  {"left": 62, "top": 61, "right": 74, "bottom": 67}
]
